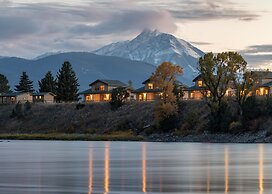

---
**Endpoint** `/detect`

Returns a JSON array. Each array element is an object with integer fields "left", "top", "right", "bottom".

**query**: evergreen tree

[
  {"left": 0, "top": 73, "right": 11, "bottom": 93},
  {"left": 38, "top": 71, "right": 56, "bottom": 93},
  {"left": 56, "top": 61, "right": 79, "bottom": 102},
  {"left": 15, "top": 72, "right": 34, "bottom": 92}
]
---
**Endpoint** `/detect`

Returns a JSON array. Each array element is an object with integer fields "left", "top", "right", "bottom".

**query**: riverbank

[
  {"left": 0, "top": 131, "right": 144, "bottom": 141},
  {"left": 0, "top": 102, "right": 271, "bottom": 143},
  {"left": 1, "top": 130, "right": 272, "bottom": 143}
]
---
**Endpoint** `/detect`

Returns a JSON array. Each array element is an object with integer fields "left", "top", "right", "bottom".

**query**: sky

[{"left": 0, "top": 0, "right": 271, "bottom": 68}]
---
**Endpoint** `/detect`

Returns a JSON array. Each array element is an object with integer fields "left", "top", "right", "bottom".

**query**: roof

[
  {"left": 33, "top": 92, "right": 56, "bottom": 96},
  {"left": 184, "top": 85, "right": 207, "bottom": 91},
  {"left": 133, "top": 87, "right": 161, "bottom": 93},
  {"left": 192, "top": 74, "right": 202, "bottom": 82},
  {"left": 142, "top": 78, "right": 151, "bottom": 84},
  {"left": 0, "top": 92, "right": 31, "bottom": 97},
  {"left": 89, "top": 79, "right": 127, "bottom": 87},
  {"left": 251, "top": 71, "right": 272, "bottom": 79},
  {"left": 79, "top": 89, "right": 114, "bottom": 95},
  {"left": 261, "top": 81, "right": 272, "bottom": 87}
]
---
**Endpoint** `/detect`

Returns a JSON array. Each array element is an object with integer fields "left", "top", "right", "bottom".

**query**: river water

[{"left": 0, "top": 141, "right": 271, "bottom": 194}]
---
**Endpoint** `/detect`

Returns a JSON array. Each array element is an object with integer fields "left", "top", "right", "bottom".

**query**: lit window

[
  {"left": 139, "top": 95, "right": 143, "bottom": 101},
  {"left": 35, "top": 96, "right": 38, "bottom": 99},
  {"left": 148, "top": 83, "right": 153, "bottom": 90},
  {"left": 86, "top": 95, "right": 90, "bottom": 101},
  {"left": 143, "top": 93, "right": 147, "bottom": 101},
  {"left": 39, "top": 96, "right": 42, "bottom": 99},
  {"left": 198, "top": 80, "right": 203, "bottom": 87},
  {"left": 190, "top": 92, "right": 194, "bottom": 99},
  {"left": 103, "top": 94, "right": 110, "bottom": 101},
  {"left": 207, "top": 91, "right": 211, "bottom": 97},
  {"left": 100, "top": 85, "right": 105, "bottom": 91}
]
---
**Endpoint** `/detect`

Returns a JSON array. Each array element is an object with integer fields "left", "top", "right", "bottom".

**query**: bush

[
  {"left": 229, "top": 121, "right": 243, "bottom": 132},
  {"left": 25, "top": 101, "right": 32, "bottom": 111},
  {"left": 10, "top": 102, "right": 24, "bottom": 118},
  {"left": 76, "top": 103, "right": 85, "bottom": 110}
]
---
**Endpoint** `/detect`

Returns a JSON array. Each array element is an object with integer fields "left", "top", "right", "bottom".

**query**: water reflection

[
  {"left": 104, "top": 143, "right": 110, "bottom": 194},
  {"left": 225, "top": 147, "right": 229, "bottom": 194},
  {"left": 1, "top": 141, "right": 272, "bottom": 194},
  {"left": 88, "top": 149, "right": 93, "bottom": 194},
  {"left": 259, "top": 144, "right": 264, "bottom": 194},
  {"left": 142, "top": 143, "right": 147, "bottom": 193}
]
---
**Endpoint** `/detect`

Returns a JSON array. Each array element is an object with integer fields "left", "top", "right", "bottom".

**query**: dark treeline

[{"left": 0, "top": 61, "right": 79, "bottom": 102}]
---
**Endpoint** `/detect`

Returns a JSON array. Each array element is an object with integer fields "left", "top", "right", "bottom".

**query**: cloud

[
  {"left": 0, "top": 17, "right": 38, "bottom": 40},
  {"left": 71, "top": 10, "right": 177, "bottom": 35},
  {"left": 241, "top": 44, "right": 272, "bottom": 68},
  {"left": 169, "top": 0, "right": 259, "bottom": 21},
  {"left": 0, "top": 0, "right": 264, "bottom": 58},
  {"left": 190, "top": 41, "right": 212, "bottom": 46}
]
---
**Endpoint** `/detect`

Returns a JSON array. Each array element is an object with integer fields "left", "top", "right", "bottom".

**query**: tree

[
  {"left": 15, "top": 72, "right": 34, "bottom": 92},
  {"left": 39, "top": 71, "right": 56, "bottom": 93},
  {"left": 0, "top": 74, "right": 10, "bottom": 93},
  {"left": 110, "top": 87, "right": 130, "bottom": 110},
  {"left": 151, "top": 62, "right": 183, "bottom": 131},
  {"left": 56, "top": 61, "right": 79, "bottom": 102},
  {"left": 198, "top": 52, "right": 247, "bottom": 131}
]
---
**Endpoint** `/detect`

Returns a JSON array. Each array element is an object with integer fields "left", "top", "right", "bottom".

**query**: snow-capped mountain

[{"left": 94, "top": 29, "right": 205, "bottom": 84}]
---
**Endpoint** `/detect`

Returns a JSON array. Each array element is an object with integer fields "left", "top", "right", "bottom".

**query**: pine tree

[
  {"left": 15, "top": 72, "right": 34, "bottom": 92},
  {"left": 56, "top": 61, "right": 79, "bottom": 102},
  {"left": 0, "top": 74, "right": 11, "bottom": 93},
  {"left": 38, "top": 71, "right": 56, "bottom": 93}
]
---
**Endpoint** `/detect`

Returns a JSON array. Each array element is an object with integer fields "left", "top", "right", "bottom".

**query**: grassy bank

[{"left": 0, "top": 131, "right": 144, "bottom": 141}]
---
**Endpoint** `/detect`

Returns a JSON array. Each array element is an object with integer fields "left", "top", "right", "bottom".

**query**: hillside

[{"left": 0, "top": 52, "right": 155, "bottom": 91}]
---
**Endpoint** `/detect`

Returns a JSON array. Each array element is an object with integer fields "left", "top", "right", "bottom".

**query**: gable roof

[
  {"left": 193, "top": 74, "right": 202, "bottom": 82},
  {"left": 32, "top": 92, "right": 56, "bottom": 96},
  {"left": 89, "top": 79, "right": 127, "bottom": 87},
  {"left": 251, "top": 71, "right": 272, "bottom": 79},
  {"left": 142, "top": 78, "right": 151, "bottom": 84},
  {"left": 261, "top": 81, "right": 272, "bottom": 87},
  {"left": 0, "top": 92, "right": 31, "bottom": 97}
]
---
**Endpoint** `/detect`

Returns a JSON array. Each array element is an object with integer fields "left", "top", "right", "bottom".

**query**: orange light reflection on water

[
  {"left": 259, "top": 144, "right": 264, "bottom": 194},
  {"left": 88, "top": 149, "right": 93, "bottom": 194},
  {"left": 142, "top": 143, "right": 147, "bottom": 193},
  {"left": 104, "top": 144, "right": 110, "bottom": 194}
]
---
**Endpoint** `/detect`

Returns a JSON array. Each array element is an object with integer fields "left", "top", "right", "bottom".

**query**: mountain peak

[
  {"left": 137, "top": 29, "right": 161, "bottom": 38},
  {"left": 94, "top": 31, "right": 205, "bottom": 85}
]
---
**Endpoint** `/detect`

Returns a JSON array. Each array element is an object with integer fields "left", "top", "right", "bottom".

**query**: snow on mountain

[
  {"left": 0, "top": 52, "right": 155, "bottom": 91},
  {"left": 33, "top": 51, "right": 63, "bottom": 60},
  {"left": 94, "top": 29, "right": 205, "bottom": 85}
]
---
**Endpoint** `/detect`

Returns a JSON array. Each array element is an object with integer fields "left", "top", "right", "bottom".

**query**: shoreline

[{"left": 1, "top": 130, "right": 272, "bottom": 143}]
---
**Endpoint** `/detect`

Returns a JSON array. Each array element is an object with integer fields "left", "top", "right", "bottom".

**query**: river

[{"left": 0, "top": 141, "right": 271, "bottom": 194}]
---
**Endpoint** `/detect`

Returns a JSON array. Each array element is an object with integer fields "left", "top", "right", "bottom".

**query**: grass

[{"left": 0, "top": 131, "right": 144, "bottom": 141}]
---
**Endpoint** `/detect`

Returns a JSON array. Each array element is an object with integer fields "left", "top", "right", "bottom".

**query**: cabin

[
  {"left": 133, "top": 78, "right": 161, "bottom": 101},
  {"left": 184, "top": 75, "right": 210, "bottom": 100},
  {"left": 79, "top": 79, "right": 128, "bottom": 103},
  {"left": 253, "top": 70, "right": 272, "bottom": 96},
  {"left": 0, "top": 92, "right": 33, "bottom": 104},
  {"left": 32, "top": 92, "right": 56, "bottom": 103}
]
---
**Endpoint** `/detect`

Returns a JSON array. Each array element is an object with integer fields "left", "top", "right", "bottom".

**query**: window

[
  {"left": 148, "top": 83, "right": 153, "bottom": 90},
  {"left": 190, "top": 92, "right": 194, "bottom": 99},
  {"left": 100, "top": 85, "right": 105, "bottom": 91},
  {"left": 103, "top": 94, "right": 110, "bottom": 101},
  {"left": 86, "top": 95, "right": 91, "bottom": 101},
  {"left": 197, "top": 80, "right": 203, "bottom": 87},
  {"left": 39, "top": 96, "right": 42, "bottom": 99}
]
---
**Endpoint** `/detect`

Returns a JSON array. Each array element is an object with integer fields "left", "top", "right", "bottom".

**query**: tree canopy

[
  {"left": 39, "top": 71, "right": 56, "bottom": 93},
  {"left": 0, "top": 74, "right": 11, "bottom": 93},
  {"left": 56, "top": 61, "right": 79, "bottom": 102},
  {"left": 14, "top": 72, "right": 34, "bottom": 93},
  {"left": 151, "top": 62, "right": 183, "bottom": 131}
]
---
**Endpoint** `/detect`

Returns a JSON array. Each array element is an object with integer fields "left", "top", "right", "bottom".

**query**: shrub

[
  {"left": 25, "top": 101, "right": 32, "bottom": 111},
  {"left": 76, "top": 103, "right": 85, "bottom": 110},
  {"left": 229, "top": 121, "right": 243, "bottom": 132}
]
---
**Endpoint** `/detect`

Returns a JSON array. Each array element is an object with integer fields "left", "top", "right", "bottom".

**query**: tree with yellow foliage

[{"left": 151, "top": 62, "right": 183, "bottom": 131}]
